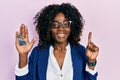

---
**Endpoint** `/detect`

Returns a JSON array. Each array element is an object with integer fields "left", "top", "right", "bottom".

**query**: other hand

[
  {"left": 15, "top": 24, "right": 37, "bottom": 56},
  {"left": 86, "top": 32, "right": 99, "bottom": 62}
]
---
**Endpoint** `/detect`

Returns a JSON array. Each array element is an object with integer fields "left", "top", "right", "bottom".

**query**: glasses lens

[
  {"left": 63, "top": 21, "right": 71, "bottom": 28},
  {"left": 51, "top": 21, "right": 59, "bottom": 28}
]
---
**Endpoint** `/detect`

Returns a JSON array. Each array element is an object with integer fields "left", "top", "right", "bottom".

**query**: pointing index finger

[{"left": 88, "top": 32, "right": 92, "bottom": 44}]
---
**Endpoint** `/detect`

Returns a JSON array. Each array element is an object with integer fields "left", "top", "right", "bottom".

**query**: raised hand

[
  {"left": 86, "top": 32, "right": 99, "bottom": 62},
  {"left": 15, "top": 24, "right": 37, "bottom": 68}
]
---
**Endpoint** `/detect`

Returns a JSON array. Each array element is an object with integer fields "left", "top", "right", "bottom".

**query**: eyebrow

[{"left": 52, "top": 20, "right": 69, "bottom": 22}]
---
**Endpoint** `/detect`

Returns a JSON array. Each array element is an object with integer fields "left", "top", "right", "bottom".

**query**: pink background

[{"left": 0, "top": 0, "right": 120, "bottom": 80}]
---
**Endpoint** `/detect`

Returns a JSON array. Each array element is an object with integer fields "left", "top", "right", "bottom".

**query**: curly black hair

[{"left": 34, "top": 3, "right": 85, "bottom": 48}]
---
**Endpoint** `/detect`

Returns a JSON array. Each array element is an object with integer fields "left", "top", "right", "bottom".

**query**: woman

[{"left": 15, "top": 3, "right": 99, "bottom": 80}]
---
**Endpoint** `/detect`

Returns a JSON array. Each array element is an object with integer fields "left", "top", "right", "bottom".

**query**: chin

[
  {"left": 56, "top": 39, "right": 67, "bottom": 44},
  {"left": 55, "top": 36, "right": 68, "bottom": 43}
]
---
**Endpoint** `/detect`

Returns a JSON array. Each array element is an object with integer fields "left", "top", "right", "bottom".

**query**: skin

[
  {"left": 15, "top": 24, "right": 37, "bottom": 68},
  {"left": 15, "top": 13, "right": 99, "bottom": 70},
  {"left": 50, "top": 13, "right": 71, "bottom": 69},
  {"left": 86, "top": 32, "right": 99, "bottom": 70}
]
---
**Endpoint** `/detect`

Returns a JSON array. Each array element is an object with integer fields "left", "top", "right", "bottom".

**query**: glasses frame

[{"left": 51, "top": 20, "right": 72, "bottom": 28}]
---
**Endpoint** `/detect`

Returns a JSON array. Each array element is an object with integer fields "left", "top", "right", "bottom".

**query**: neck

[{"left": 53, "top": 42, "right": 68, "bottom": 50}]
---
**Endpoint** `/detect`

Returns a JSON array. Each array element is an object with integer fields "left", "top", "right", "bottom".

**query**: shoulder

[
  {"left": 31, "top": 46, "right": 39, "bottom": 54},
  {"left": 30, "top": 45, "right": 50, "bottom": 57},
  {"left": 70, "top": 44, "right": 87, "bottom": 63},
  {"left": 72, "top": 44, "right": 86, "bottom": 52},
  {"left": 29, "top": 46, "right": 39, "bottom": 59},
  {"left": 76, "top": 44, "right": 87, "bottom": 60},
  {"left": 70, "top": 44, "right": 86, "bottom": 56},
  {"left": 78, "top": 44, "right": 86, "bottom": 52}
]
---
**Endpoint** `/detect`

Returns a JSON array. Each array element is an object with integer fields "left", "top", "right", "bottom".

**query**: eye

[
  {"left": 63, "top": 21, "right": 70, "bottom": 28},
  {"left": 51, "top": 22, "right": 58, "bottom": 28}
]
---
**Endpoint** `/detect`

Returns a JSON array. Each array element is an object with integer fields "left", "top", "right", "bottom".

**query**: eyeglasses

[{"left": 51, "top": 20, "right": 72, "bottom": 28}]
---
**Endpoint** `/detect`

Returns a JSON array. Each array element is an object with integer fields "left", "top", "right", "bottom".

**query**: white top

[{"left": 15, "top": 44, "right": 97, "bottom": 80}]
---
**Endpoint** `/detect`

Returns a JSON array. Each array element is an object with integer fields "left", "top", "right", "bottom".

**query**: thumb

[{"left": 29, "top": 37, "right": 38, "bottom": 47}]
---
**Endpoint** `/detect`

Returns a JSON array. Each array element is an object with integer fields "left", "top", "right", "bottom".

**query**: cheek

[
  {"left": 50, "top": 29, "right": 57, "bottom": 37},
  {"left": 66, "top": 28, "right": 71, "bottom": 35}
]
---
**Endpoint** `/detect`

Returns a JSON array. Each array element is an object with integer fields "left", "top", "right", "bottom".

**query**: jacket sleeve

[
  {"left": 84, "top": 71, "right": 98, "bottom": 80},
  {"left": 16, "top": 46, "right": 39, "bottom": 80},
  {"left": 79, "top": 45, "right": 98, "bottom": 80}
]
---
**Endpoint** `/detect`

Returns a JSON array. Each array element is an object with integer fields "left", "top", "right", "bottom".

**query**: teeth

[{"left": 57, "top": 34, "right": 65, "bottom": 37}]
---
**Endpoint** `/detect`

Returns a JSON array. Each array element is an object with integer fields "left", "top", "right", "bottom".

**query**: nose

[{"left": 57, "top": 23, "right": 64, "bottom": 30}]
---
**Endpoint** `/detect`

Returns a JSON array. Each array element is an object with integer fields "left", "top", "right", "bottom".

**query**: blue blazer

[{"left": 16, "top": 44, "right": 98, "bottom": 80}]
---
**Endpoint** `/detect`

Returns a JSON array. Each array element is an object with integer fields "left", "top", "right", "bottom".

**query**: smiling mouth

[{"left": 57, "top": 34, "right": 65, "bottom": 37}]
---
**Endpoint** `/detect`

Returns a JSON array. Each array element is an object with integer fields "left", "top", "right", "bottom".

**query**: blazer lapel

[
  {"left": 37, "top": 45, "right": 50, "bottom": 80},
  {"left": 70, "top": 45, "right": 83, "bottom": 80}
]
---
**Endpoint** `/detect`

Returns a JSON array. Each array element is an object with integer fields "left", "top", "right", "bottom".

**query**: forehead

[{"left": 53, "top": 12, "right": 68, "bottom": 21}]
